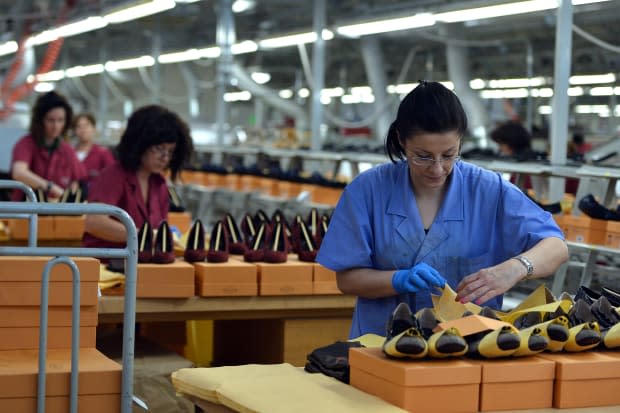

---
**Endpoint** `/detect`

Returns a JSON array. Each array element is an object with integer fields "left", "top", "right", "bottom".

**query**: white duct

[{"left": 230, "top": 63, "right": 308, "bottom": 130}]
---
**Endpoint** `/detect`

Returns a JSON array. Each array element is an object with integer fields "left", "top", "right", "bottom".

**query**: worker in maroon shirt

[
  {"left": 73, "top": 112, "right": 115, "bottom": 188},
  {"left": 11, "top": 91, "right": 86, "bottom": 201},
  {"left": 83, "top": 105, "right": 193, "bottom": 250}
]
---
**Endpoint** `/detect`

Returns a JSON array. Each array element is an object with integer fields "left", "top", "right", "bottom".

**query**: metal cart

[{"left": 0, "top": 180, "right": 138, "bottom": 413}]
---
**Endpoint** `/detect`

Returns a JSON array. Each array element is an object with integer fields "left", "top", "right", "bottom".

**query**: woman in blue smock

[{"left": 316, "top": 81, "right": 568, "bottom": 338}]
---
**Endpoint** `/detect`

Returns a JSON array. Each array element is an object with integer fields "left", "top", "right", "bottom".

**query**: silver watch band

[{"left": 512, "top": 255, "right": 534, "bottom": 280}]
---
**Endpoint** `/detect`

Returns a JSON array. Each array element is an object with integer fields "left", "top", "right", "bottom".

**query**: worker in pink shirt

[{"left": 73, "top": 112, "right": 115, "bottom": 189}]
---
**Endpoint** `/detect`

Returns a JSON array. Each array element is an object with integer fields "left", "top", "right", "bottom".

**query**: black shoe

[
  {"left": 578, "top": 194, "right": 620, "bottom": 221},
  {"left": 382, "top": 303, "right": 428, "bottom": 359},
  {"left": 574, "top": 285, "right": 601, "bottom": 306},
  {"left": 601, "top": 286, "right": 620, "bottom": 307},
  {"left": 184, "top": 219, "right": 206, "bottom": 263}
]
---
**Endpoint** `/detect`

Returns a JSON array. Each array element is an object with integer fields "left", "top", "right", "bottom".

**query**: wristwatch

[{"left": 512, "top": 255, "right": 534, "bottom": 280}]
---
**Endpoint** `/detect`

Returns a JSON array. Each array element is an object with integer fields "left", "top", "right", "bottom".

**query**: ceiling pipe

[{"left": 360, "top": 36, "right": 391, "bottom": 141}]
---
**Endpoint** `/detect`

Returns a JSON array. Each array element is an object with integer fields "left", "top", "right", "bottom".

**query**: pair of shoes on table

[
  {"left": 138, "top": 221, "right": 175, "bottom": 264},
  {"left": 568, "top": 296, "right": 620, "bottom": 350},
  {"left": 184, "top": 219, "right": 230, "bottom": 263},
  {"left": 575, "top": 285, "right": 620, "bottom": 307},
  {"left": 578, "top": 194, "right": 620, "bottom": 221},
  {"left": 243, "top": 221, "right": 289, "bottom": 263}
]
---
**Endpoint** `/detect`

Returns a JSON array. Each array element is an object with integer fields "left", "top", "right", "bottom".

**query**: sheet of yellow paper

[
  {"left": 98, "top": 264, "right": 125, "bottom": 290},
  {"left": 499, "top": 300, "right": 572, "bottom": 325},
  {"left": 431, "top": 285, "right": 482, "bottom": 321}
]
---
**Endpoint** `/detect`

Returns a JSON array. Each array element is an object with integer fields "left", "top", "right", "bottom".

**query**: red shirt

[
  {"left": 80, "top": 144, "right": 116, "bottom": 184},
  {"left": 11, "top": 135, "right": 86, "bottom": 201},
  {"left": 82, "top": 162, "right": 169, "bottom": 249}
]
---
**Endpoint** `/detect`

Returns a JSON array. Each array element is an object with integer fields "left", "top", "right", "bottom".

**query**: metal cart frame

[{"left": 0, "top": 180, "right": 138, "bottom": 413}]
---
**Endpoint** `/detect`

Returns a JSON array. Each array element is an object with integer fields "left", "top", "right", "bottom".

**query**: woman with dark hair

[
  {"left": 316, "top": 81, "right": 568, "bottom": 338},
  {"left": 11, "top": 91, "right": 86, "bottom": 200},
  {"left": 83, "top": 105, "right": 193, "bottom": 249},
  {"left": 73, "top": 112, "right": 115, "bottom": 186},
  {"left": 490, "top": 121, "right": 536, "bottom": 161}
]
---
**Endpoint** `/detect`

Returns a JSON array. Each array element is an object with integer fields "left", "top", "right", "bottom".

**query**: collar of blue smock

[{"left": 386, "top": 160, "right": 464, "bottom": 222}]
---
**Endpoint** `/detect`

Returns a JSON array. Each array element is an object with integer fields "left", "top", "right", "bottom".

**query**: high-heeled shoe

[
  {"left": 224, "top": 213, "right": 246, "bottom": 254},
  {"left": 290, "top": 215, "right": 303, "bottom": 254},
  {"left": 59, "top": 187, "right": 84, "bottom": 203},
  {"left": 35, "top": 188, "right": 47, "bottom": 203},
  {"left": 306, "top": 207, "right": 320, "bottom": 240},
  {"left": 137, "top": 221, "right": 153, "bottom": 263},
  {"left": 296, "top": 220, "right": 318, "bottom": 262},
  {"left": 207, "top": 220, "right": 229, "bottom": 263},
  {"left": 152, "top": 221, "right": 175, "bottom": 264},
  {"left": 243, "top": 222, "right": 268, "bottom": 262},
  {"left": 264, "top": 222, "right": 289, "bottom": 263},
  {"left": 254, "top": 209, "right": 270, "bottom": 226},
  {"left": 168, "top": 185, "right": 186, "bottom": 212},
  {"left": 240, "top": 212, "right": 257, "bottom": 242},
  {"left": 382, "top": 302, "right": 428, "bottom": 359},
  {"left": 271, "top": 210, "right": 293, "bottom": 253},
  {"left": 184, "top": 219, "right": 206, "bottom": 263}
]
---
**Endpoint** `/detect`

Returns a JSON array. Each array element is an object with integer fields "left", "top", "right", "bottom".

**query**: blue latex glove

[{"left": 392, "top": 262, "right": 446, "bottom": 294}]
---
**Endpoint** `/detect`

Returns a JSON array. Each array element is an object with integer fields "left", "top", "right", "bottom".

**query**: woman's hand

[{"left": 455, "top": 260, "right": 523, "bottom": 305}]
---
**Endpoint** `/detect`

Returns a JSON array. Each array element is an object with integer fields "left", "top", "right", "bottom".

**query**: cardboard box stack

[
  {"left": 0, "top": 257, "right": 122, "bottom": 413},
  {"left": 136, "top": 260, "right": 195, "bottom": 298},
  {"left": 8, "top": 216, "right": 86, "bottom": 241}
]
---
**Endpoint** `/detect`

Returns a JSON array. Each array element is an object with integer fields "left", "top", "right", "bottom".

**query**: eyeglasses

[
  {"left": 408, "top": 154, "right": 461, "bottom": 167},
  {"left": 149, "top": 145, "right": 175, "bottom": 159}
]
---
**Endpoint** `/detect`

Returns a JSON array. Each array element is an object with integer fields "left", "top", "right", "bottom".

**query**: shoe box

[
  {"left": 0, "top": 347, "right": 121, "bottom": 413},
  {"left": 168, "top": 211, "right": 193, "bottom": 234},
  {"left": 537, "top": 351, "right": 620, "bottom": 408},
  {"left": 8, "top": 216, "right": 86, "bottom": 241},
  {"left": 349, "top": 347, "right": 481, "bottom": 413},
  {"left": 605, "top": 220, "right": 620, "bottom": 248},
  {"left": 193, "top": 260, "right": 258, "bottom": 297},
  {"left": 562, "top": 214, "right": 607, "bottom": 245},
  {"left": 254, "top": 256, "right": 313, "bottom": 295},
  {"left": 136, "top": 260, "right": 195, "bottom": 298},
  {"left": 470, "top": 357, "right": 555, "bottom": 411},
  {"left": 0, "top": 257, "right": 99, "bottom": 350},
  {"left": 312, "top": 263, "right": 341, "bottom": 295}
]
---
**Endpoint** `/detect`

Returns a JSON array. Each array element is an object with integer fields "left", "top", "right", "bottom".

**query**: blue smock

[{"left": 316, "top": 160, "right": 564, "bottom": 338}]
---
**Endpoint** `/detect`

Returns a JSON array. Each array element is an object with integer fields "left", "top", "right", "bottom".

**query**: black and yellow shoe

[
  {"left": 564, "top": 321, "right": 601, "bottom": 352},
  {"left": 416, "top": 307, "right": 467, "bottom": 358},
  {"left": 467, "top": 325, "right": 521, "bottom": 358},
  {"left": 513, "top": 327, "right": 549, "bottom": 357},
  {"left": 382, "top": 302, "right": 428, "bottom": 359}
]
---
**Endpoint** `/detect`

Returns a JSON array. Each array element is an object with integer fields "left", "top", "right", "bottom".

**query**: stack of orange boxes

[{"left": 0, "top": 256, "right": 122, "bottom": 412}]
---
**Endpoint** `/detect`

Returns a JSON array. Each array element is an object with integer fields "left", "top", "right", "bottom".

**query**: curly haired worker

[
  {"left": 316, "top": 81, "right": 568, "bottom": 338},
  {"left": 83, "top": 105, "right": 193, "bottom": 250}
]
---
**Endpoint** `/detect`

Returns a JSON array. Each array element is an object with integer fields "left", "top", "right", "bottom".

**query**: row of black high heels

[{"left": 183, "top": 208, "right": 330, "bottom": 264}]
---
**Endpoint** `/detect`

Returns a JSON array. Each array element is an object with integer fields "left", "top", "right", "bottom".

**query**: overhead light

[
  {"left": 34, "top": 82, "right": 55, "bottom": 92},
  {"left": 538, "top": 105, "right": 552, "bottom": 115},
  {"left": 532, "top": 88, "right": 553, "bottom": 97},
  {"left": 158, "top": 48, "right": 202, "bottom": 63},
  {"left": 321, "top": 87, "right": 344, "bottom": 97},
  {"left": 480, "top": 88, "right": 529, "bottom": 99},
  {"left": 26, "top": 30, "right": 58, "bottom": 47},
  {"left": 570, "top": 73, "right": 615, "bottom": 85},
  {"left": 321, "top": 96, "right": 332, "bottom": 105},
  {"left": 590, "top": 86, "right": 620, "bottom": 96},
  {"left": 0, "top": 41, "right": 17, "bottom": 56},
  {"left": 104, "top": 0, "right": 176, "bottom": 24},
  {"left": 36, "top": 70, "right": 65, "bottom": 82},
  {"left": 250, "top": 72, "right": 271, "bottom": 84},
  {"left": 278, "top": 89, "right": 293, "bottom": 99},
  {"left": 434, "top": 0, "right": 555, "bottom": 23},
  {"left": 223, "top": 91, "right": 252, "bottom": 102},
  {"left": 259, "top": 29, "right": 333, "bottom": 49},
  {"left": 487, "top": 77, "right": 546, "bottom": 88},
  {"left": 231, "top": 40, "right": 258, "bottom": 54},
  {"left": 336, "top": 13, "right": 435, "bottom": 37},
  {"left": 56, "top": 16, "right": 108, "bottom": 37},
  {"left": 298, "top": 88, "right": 310, "bottom": 98},
  {"left": 387, "top": 83, "right": 417, "bottom": 94},
  {"left": 104, "top": 55, "right": 155, "bottom": 71},
  {"left": 469, "top": 79, "right": 486, "bottom": 90},
  {"left": 572, "top": 0, "right": 611, "bottom": 4},
  {"left": 568, "top": 86, "right": 584, "bottom": 96},
  {"left": 175, "top": 0, "right": 202, "bottom": 3},
  {"left": 65, "top": 64, "right": 105, "bottom": 77},
  {"left": 232, "top": 0, "right": 255, "bottom": 13}
]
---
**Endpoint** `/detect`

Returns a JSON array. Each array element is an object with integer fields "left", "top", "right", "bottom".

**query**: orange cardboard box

[
  {"left": 312, "top": 186, "right": 342, "bottom": 206},
  {"left": 0, "top": 326, "right": 96, "bottom": 350},
  {"left": 222, "top": 173, "right": 240, "bottom": 191},
  {"left": 137, "top": 260, "right": 195, "bottom": 285},
  {"left": 0, "top": 305, "right": 98, "bottom": 327},
  {"left": 605, "top": 220, "right": 620, "bottom": 249},
  {"left": 537, "top": 352, "right": 620, "bottom": 408},
  {"left": 8, "top": 217, "right": 55, "bottom": 241},
  {"left": 239, "top": 175, "right": 259, "bottom": 192},
  {"left": 0, "top": 256, "right": 100, "bottom": 282},
  {"left": 136, "top": 283, "right": 195, "bottom": 298},
  {"left": 0, "top": 347, "right": 120, "bottom": 398},
  {"left": 168, "top": 211, "right": 192, "bottom": 233},
  {"left": 312, "top": 263, "right": 342, "bottom": 295},
  {"left": 472, "top": 357, "right": 555, "bottom": 411},
  {"left": 53, "top": 216, "right": 85, "bottom": 240},
  {"left": 256, "top": 177, "right": 278, "bottom": 196},
  {"left": 0, "top": 394, "right": 120, "bottom": 413},
  {"left": 194, "top": 261, "right": 257, "bottom": 297},
  {"left": 562, "top": 214, "right": 607, "bottom": 245},
  {"left": 349, "top": 347, "right": 481, "bottom": 413},
  {"left": 256, "top": 259, "right": 313, "bottom": 296},
  {"left": 276, "top": 181, "right": 302, "bottom": 198},
  {"left": 0, "top": 281, "right": 98, "bottom": 307}
]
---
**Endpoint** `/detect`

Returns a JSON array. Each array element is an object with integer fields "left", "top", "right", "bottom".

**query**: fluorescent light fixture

[
  {"left": 175, "top": 0, "right": 202, "bottom": 3},
  {"left": 231, "top": 40, "right": 258, "bottom": 54},
  {"left": 538, "top": 105, "right": 552, "bottom": 115},
  {"left": 568, "top": 87, "right": 584, "bottom": 96},
  {"left": 575, "top": 104, "right": 610, "bottom": 114},
  {"left": 104, "top": 55, "right": 155, "bottom": 71},
  {"left": 573, "top": 0, "right": 611, "bottom": 4},
  {"left": 36, "top": 70, "right": 65, "bottom": 82},
  {"left": 259, "top": 29, "right": 333, "bottom": 48},
  {"left": 321, "top": 96, "right": 332, "bottom": 105},
  {"left": 480, "top": 88, "right": 529, "bottom": 99},
  {"left": 341, "top": 95, "right": 361, "bottom": 104},
  {"left": 26, "top": 30, "right": 58, "bottom": 47},
  {"left": 487, "top": 77, "right": 546, "bottom": 88},
  {"left": 65, "top": 64, "right": 105, "bottom": 77},
  {"left": 440, "top": 81, "right": 454, "bottom": 90},
  {"left": 251, "top": 72, "right": 271, "bottom": 84},
  {"left": 104, "top": 0, "right": 175, "bottom": 24},
  {"left": 223, "top": 91, "right": 252, "bottom": 102},
  {"left": 0, "top": 41, "right": 17, "bottom": 56},
  {"left": 34, "top": 82, "right": 55, "bottom": 92},
  {"left": 232, "top": 0, "right": 255, "bottom": 13},
  {"left": 350, "top": 86, "right": 372, "bottom": 95},
  {"left": 279, "top": 89, "right": 293, "bottom": 99},
  {"left": 56, "top": 16, "right": 108, "bottom": 37},
  {"left": 532, "top": 88, "right": 553, "bottom": 97},
  {"left": 298, "top": 88, "right": 310, "bottom": 98},
  {"left": 336, "top": 13, "right": 435, "bottom": 37},
  {"left": 321, "top": 87, "right": 344, "bottom": 97},
  {"left": 590, "top": 86, "right": 620, "bottom": 96},
  {"left": 469, "top": 79, "right": 486, "bottom": 90},
  {"left": 434, "top": 1, "right": 556, "bottom": 23},
  {"left": 158, "top": 48, "right": 202, "bottom": 63},
  {"left": 199, "top": 47, "right": 221, "bottom": 58},
  {"left": 387, "top": 83, "right": 417, "bottom": 94},
  {"left": 570, "top": 73, "right": 615, "bottom": 85}
]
